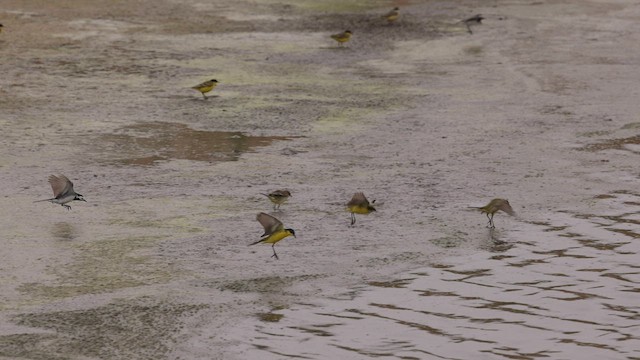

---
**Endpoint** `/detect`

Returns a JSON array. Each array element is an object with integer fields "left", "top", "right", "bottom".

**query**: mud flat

[{"left": 0, "top": 0, "right": 639, "bottom": 359}]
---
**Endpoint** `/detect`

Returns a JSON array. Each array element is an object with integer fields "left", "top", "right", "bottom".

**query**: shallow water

[
  {"left": 95, "top": 122, "right": 294, "bottom": 165},
  {"left": 234, "top": 192, "right": 640, "bottom": 359}
]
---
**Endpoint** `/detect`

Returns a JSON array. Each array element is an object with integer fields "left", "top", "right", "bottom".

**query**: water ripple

[{"left": 232, "top": 192, "right": 640, "bottom": 359}]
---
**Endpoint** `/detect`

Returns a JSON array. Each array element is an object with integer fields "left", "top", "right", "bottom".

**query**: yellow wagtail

[
  {"left": 331, "top": 30, "right": 352, "bottom": 47},
  {"left": 382, "top": 7, "right": 400, "bottom": 23},
  {"left": 261, "top": 190, "right": 291, "bottom": 211},
  {"left": 460, "top": 14, "right": 484, "bottom": 34},
  {"left": 192, "top": 79, "right": 218, "bottom": 99},
  {"left": 471, "top": 198, "right": 514, "bottom": 228},
  {"left": 347, "top": 192, "right": 376, "bottom": 225},
  {"left": 249, "top": 212, "right": 296, "bottom": 259}
]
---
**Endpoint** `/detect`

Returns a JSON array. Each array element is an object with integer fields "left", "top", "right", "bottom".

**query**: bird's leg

[
  {"left": 466, "top": 23, "right": 473, "bottom": 34},
  {"left": 271, "top": 244, "right": 279, "bottom": 260},
  {"left": 488, "top": 213, "right": 495, "bottom": 229},
  {"left": 202, "top": 93, "right": 207, "bottom": 100},
  {"left": 62, "top": 204, "right": 71, "bottom": 210},
  {"left": 350, "top": 213, "right": 356, "bottom": 226}
]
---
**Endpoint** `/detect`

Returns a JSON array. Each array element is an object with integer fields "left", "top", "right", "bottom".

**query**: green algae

[{"left": 18, "top": 235, "right": 174, "bottom": 300}]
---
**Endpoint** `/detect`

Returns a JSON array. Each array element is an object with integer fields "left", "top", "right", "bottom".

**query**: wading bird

[
  {"left": 331, "top": 30, "right": 352, "bottom": 47},
  {"left": 471, "top": 198, "right": 514, "bottom": 228},
  {"left": 192, "top": 79, "right": 218, "bottom": 99},
  {"left": 261, "top": 190, "right": 291, "bottom": 211},
  {"left": 461, "top": 14, "right": 484, "bottom": 34},
  {"left": 347, "top": 192, "right": 376, "bottom": 225},
  {"left": 249, "top": 212, "right": 296, "bottom": 260},
  {"left": 382, "top": 7, "right": 400, "bottom": 23}
]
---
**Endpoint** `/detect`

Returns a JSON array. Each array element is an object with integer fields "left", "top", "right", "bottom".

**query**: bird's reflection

[
  {"left": 481, "top": 228, "right": 513, "bottom": 252},
  {"left": 51, "top": 222, "right": 76, "bottom": 241}
]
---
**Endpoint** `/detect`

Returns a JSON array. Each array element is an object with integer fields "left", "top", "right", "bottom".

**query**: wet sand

[{"left": 1, "top": 0, "right": 639, "bottom": 359}]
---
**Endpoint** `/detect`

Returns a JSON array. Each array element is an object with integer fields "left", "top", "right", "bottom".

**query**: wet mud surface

[{"left": 1, "top": 0, "right": 639, "bottom": 359}]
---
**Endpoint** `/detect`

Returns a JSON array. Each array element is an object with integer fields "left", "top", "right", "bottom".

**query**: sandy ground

[{"left": 0, "top": 0, "right": 639, "bottom": 359}]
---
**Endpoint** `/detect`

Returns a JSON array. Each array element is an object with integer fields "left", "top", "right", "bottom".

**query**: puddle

[{"left": 95, "top": 122, "right": 294, "bottom": 166}]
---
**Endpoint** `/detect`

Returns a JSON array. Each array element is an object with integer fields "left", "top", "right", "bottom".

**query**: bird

[
  {"left": 249, "top": 213, "right": 296, "bottom": 260},
  {"left": 0, "top": 24, "right": 3, "bottom": 33},
  {"left": 191, "top": 79, "right": 218, "bottom": 99},
  {"left": 347, "top": 192, "right": 376, "bottom": 225},
  {"left": 261, "top": 190, "right": 291, "bottom": 211},
  {"left": 460, "top": 14, "right": 484, "bottom": 34},
  {"left": 34, "top": 175, "right": 86, "bottom": 210},
  {"left": 470, "top": 198, "right": 514, "bottom": 228},
  {"left": 381, "top": 7, "right": 400, "bottom": 23},
  {"left": 331, "top": 30, "right": 352, "bottom": 47}
]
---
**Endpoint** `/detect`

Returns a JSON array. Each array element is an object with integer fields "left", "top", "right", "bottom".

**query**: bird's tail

[
  {"left": 33, "top": 198, "right": 54, "bottom": 203},
  {"left": 260, "top": 193, "right": 269, "bottom": 197},
  {"left": 248, "top": 239, "right": 264, "bottom": 246}
]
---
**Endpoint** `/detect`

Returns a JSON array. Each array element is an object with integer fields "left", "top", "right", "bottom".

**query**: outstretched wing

[
  {"left": 498, "top": 200, "right": 515, "bottom": 216},
  {"left": 48, "top": 175, "right": 73, "bottom": 198},
  {"left": 257, "top": 212, "right": 284, "bottom": 237},
  {"left": 347, "top": 192, "right": 369, "bottom": 207}
]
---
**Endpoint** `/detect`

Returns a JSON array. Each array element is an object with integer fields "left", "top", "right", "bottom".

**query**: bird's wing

[
  {"left": 383, "top": 9, "right": 398, "bottom": 17},
  {"left": 192, "top": 81, "right": 210, "bottom": 89},
  {"left": 499, "top": 202, "right": 515, "bottom": 216},
  {"left": 49, "top": 175, "right": 73, "bottom": 198},
  {"left": 257, "top": 212, "right": 284, "bottom": 237},
  {"left": 331, "top": 32, "right": 346, "bottom": 39},
  {"left": 348, "top": 192, "right": 369, "bottom": 207},
  {"left": 465, "top": 14, "right": 483, "bottom": 22},
  {"left": 271, "top": 190, "right": 291, "bottom": 198}
]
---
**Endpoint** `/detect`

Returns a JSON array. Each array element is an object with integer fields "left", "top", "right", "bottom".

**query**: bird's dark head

[
  {"left": 211, "top": 79, "right": 218, "bottom": 83},
  {"left": 75, "top": 194, "right": 87, "bottom": 202},
  {"left": 286, "top": 228, "right": 296, "bottom": 238},
  {"left": 393, "top": 7, "right": 399, "bottom": 10},
  {"left": 345, "top": 30, "right": 352, "bottom": 34}
]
